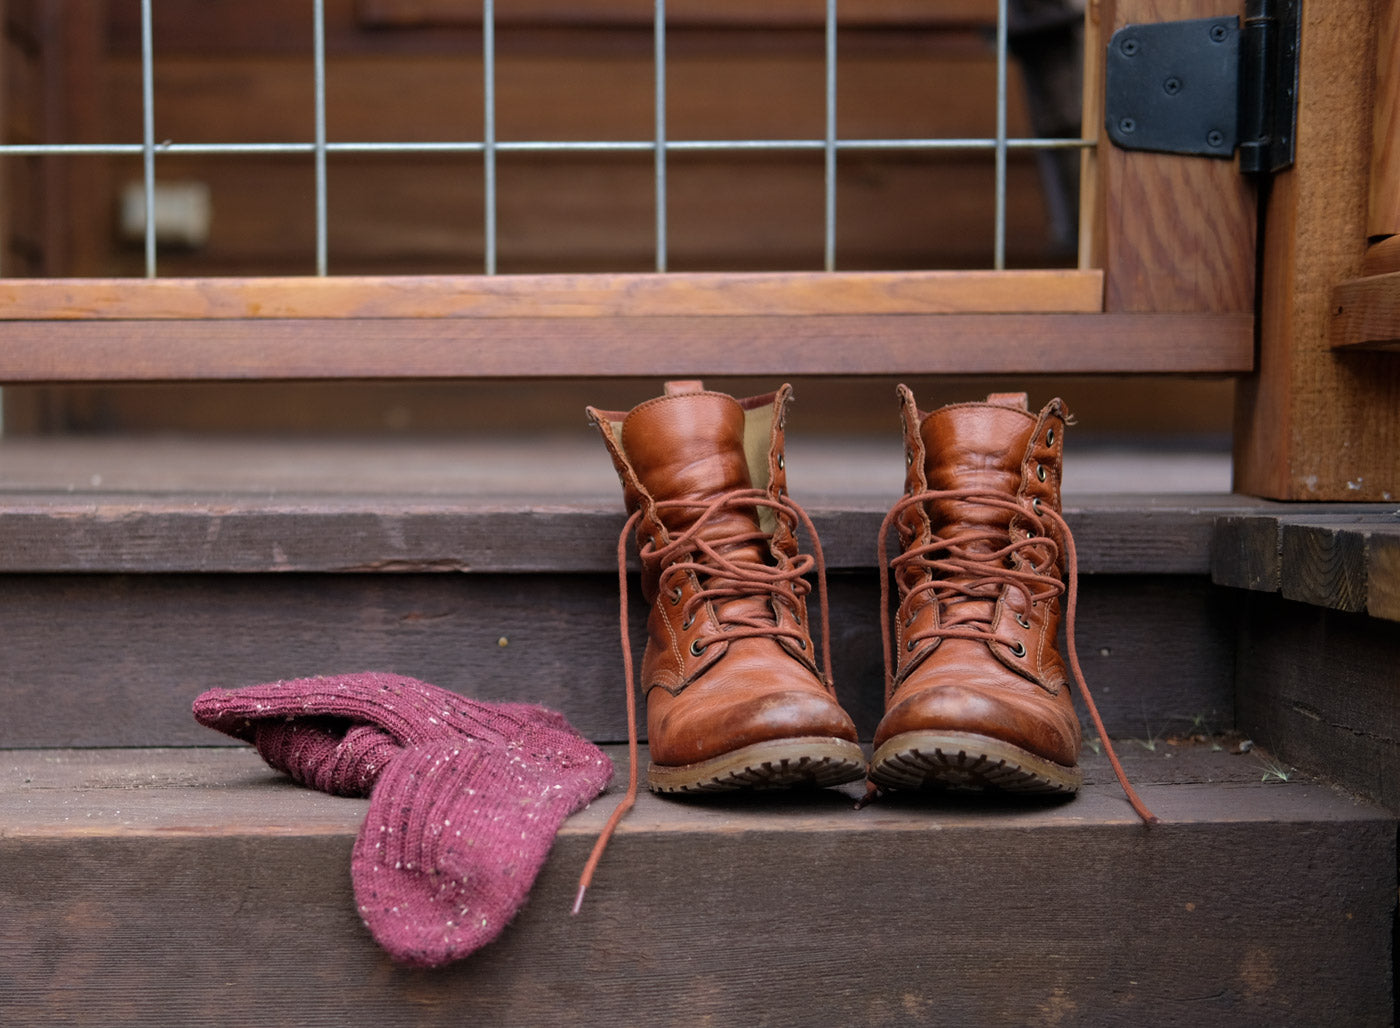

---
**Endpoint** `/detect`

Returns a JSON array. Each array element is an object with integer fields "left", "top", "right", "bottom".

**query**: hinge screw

[
  {"left": 1207, "top": 129, "right": 1225, "bottom": 147},
  {"left": 1209, "top": 24, "right": 1228, "bottom": 43},
  {"left": 1119, "top": 117, "right": 1137, "bottom": 134},
  {"left": 1163, "top": 76, "right": 1182, "bottom": 95},
  {"left": 1119, "top": 37, "right": 1140, "bottom": 57}
]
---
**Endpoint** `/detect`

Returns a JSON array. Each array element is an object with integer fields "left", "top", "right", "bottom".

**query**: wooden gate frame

[{"left": 0, "top": 0, "right": 1394, "bottom": 501}]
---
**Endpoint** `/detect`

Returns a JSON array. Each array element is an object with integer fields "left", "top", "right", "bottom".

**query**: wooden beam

[
  {"left": 1234, "top": 0, "right": 1400, "bottom": 500},
  {"left": 0, "top": 310, "right": 1250, "bottom": 382},
  {"left": 1331, "top": 270, "right": 1400, "bottom": 351}
]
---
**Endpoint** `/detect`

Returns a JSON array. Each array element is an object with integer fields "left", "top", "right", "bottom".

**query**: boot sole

[
  {"left": 648, "top": 737, "right": 867, "bottom": 795},
  {"left": 869, "top": 730, "right": 1082, "bottom": 795}
]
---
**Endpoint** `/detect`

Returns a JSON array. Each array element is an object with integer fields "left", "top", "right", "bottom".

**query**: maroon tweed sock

[{"left": 193, "top": 672, "right": 612, "bottom": 966}]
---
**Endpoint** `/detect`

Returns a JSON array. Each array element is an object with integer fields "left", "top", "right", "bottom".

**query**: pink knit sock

[{"left": 193, "top": 673, "right": 612, "bottom": 966}]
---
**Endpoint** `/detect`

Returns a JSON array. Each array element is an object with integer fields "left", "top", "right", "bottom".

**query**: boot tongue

[
  {"left": 920, "top": 396, "right": 1035, "bottom": 547},
  {"left": 621, "top": 391, "right": 765, "bottom": 562}
]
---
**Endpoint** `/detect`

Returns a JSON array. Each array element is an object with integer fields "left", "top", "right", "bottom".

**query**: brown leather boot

[
  {"left": 869, "top": 387, "right": 1092, "bottom": 797},
  {"left": 586, "top": 381, "right": 865, "bottom": 794}
]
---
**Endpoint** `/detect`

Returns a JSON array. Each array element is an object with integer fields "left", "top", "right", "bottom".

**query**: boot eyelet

[
  {"left": 1015, "top": 613, "right": 1030, "bottom": 629},
  {"left": 1036, "top": 464, "right": 1047, "bottom": 482},
  {"left": 690, "top": 639, "right": 708, "bottom": 657},
  {"left": 906, "top": 452, "right": 914, "bottom": 467},
  {"left": 905, "top": 612, "right": 917, "bottom": 629},
  {"left": 681, "top": 613, "right": 694, "bottom": 629},
  {"left": 1031, "top": 497, "right": 1043, "bottom": 513},
  {"left": 777, "top": 455, "right": 785, "bottom": 470},
  {"left": 797, "top": 638, "right": 807, "bottom": 651},
  {"left": 668, "top": 586, "right": 682, "bottom": 605},
  {"left": 1009, "top": 641, "right": 1027, "bottom": 657},
  {"left": 1045, "top": 427, "right": 1055, "bottom": 446},
  {"left": 906, "top": 639, "right": 917, "bottom": 652}
]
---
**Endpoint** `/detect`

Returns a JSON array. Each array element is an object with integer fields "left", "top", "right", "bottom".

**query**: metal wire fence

[{"left": 0, "top": 0, "right": 1093, "bottom": 278}]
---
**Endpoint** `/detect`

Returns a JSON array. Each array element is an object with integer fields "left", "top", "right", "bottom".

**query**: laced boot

[
  {"left": 585, "top": 380, "right": 865, "bottom": 795},
  {"left": 869, "top": 386, "right": 1156, "bottom": 822}
]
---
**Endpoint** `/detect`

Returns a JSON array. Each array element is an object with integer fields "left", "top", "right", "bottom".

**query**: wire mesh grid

[{"left": 0, "top": 0, "right": 1094, "bottom": 278}]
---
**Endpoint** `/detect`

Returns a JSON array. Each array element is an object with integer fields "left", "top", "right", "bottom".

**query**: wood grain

[
  {"left": 1086, "top": 0, "right": 1257, "bottom": 314},
  {"left": 0, "top": 311, "right": 1252, "bottom": 382},
  {"left": 1330, "top": 270, "right": 1400, "bottom": 350},
  {"left": 0, "top": 745, "right": 1391, "bottom": 1027},
  {"left": 1234, "top": 0, "right": 1400, "bottom": 500},
  {"left": 1279, "top": 521, "right": 1371, "bottom": 613},
  {"left": 1210, "top": 510, "right": 1400, "bottom": 620},
  {"left": 1368, "top": 0, "right": 1400, "bottom": 238}
]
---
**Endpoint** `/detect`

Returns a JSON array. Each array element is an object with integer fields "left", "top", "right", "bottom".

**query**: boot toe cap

[{"left": 649, "top": 681, "right": 858, "bottom": 767}]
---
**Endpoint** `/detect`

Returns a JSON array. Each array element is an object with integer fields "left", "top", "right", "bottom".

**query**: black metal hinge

[{"left": 1104, "top": 0, "right": 1300, "bottom": 173}]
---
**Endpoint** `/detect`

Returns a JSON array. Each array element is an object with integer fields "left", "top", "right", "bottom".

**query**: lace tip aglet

[{"left": 571, "top": 883, "right": 588, "bottom": 916}]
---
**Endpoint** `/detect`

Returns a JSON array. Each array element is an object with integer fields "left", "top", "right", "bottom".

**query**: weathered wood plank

[
  {"left": 1210, "top": 510, "right": 1400, "bottom": 620},
  {"left": 0, "top": 311, "right": 1253, "bottom": 382},
  {"left": 0, "top": 745, "right": 1391, "bottom": 1027},
  {"left": 1208, "top": 514, "right": 1282, "bottom": 592},
  {"left": 0, "top": 491, "right": 1257, "bottom": 575},
  {"left": 0, "top": 573, "right": 1234, "bottom": 748},
  {"left": 0, "top": 271, "right": 1104, "bottom": 320}
]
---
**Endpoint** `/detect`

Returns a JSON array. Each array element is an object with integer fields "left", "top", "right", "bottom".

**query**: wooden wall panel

[{"left": 1081, "top": 0, "right": 1256, "bottom": 313}]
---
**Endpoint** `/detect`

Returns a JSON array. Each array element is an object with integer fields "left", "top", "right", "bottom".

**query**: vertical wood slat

[
  {"left": 1234, "top": 0, "right": 1400, "bottom": 501},
  {"left": 1081, "top": 0, "right": 1257, "bottom": 313},
  {"left": 1368, "top": 0, "right": 1400, "bottom": 239}
]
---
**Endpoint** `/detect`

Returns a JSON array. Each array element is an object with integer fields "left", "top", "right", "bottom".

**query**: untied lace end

[
  {"left": 573, "top": 509, "right": 643, "bottom": 915},
  {"left": 1041, "top": 504, "right": 1159, "bottom": 826}
]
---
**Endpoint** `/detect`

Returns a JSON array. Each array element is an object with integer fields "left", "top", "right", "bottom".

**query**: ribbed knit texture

[{"left": 193, "top": 672, "right": 612, "bottom": 966}]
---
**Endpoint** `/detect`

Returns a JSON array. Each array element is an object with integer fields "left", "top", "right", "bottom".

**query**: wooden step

[
  {"left": 0, "top": 743, "right": 1391, "bottom": 1026},
  {"left": 0, "top": 434, "right": 1252, "bottom": 748}
]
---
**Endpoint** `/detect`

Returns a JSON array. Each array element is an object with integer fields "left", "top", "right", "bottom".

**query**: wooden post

[{"left": 1234, "top": 0, "right": 1400, "bottom": 501}]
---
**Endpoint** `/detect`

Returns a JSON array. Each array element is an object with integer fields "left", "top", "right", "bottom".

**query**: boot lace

[
  {"left": 574, "top": 489, "right": 835, "bottom": 912},
  {"left": 877, "top": 489, "right": 1159, "bottom": 826}
]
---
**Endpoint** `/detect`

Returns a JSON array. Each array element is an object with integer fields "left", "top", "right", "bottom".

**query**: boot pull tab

[
  {"left": 663, "top": 380, "right": 706, "bottom": 396},
  {"left": 985, "top": 392, "right": 1029, "bottom": 410}
]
